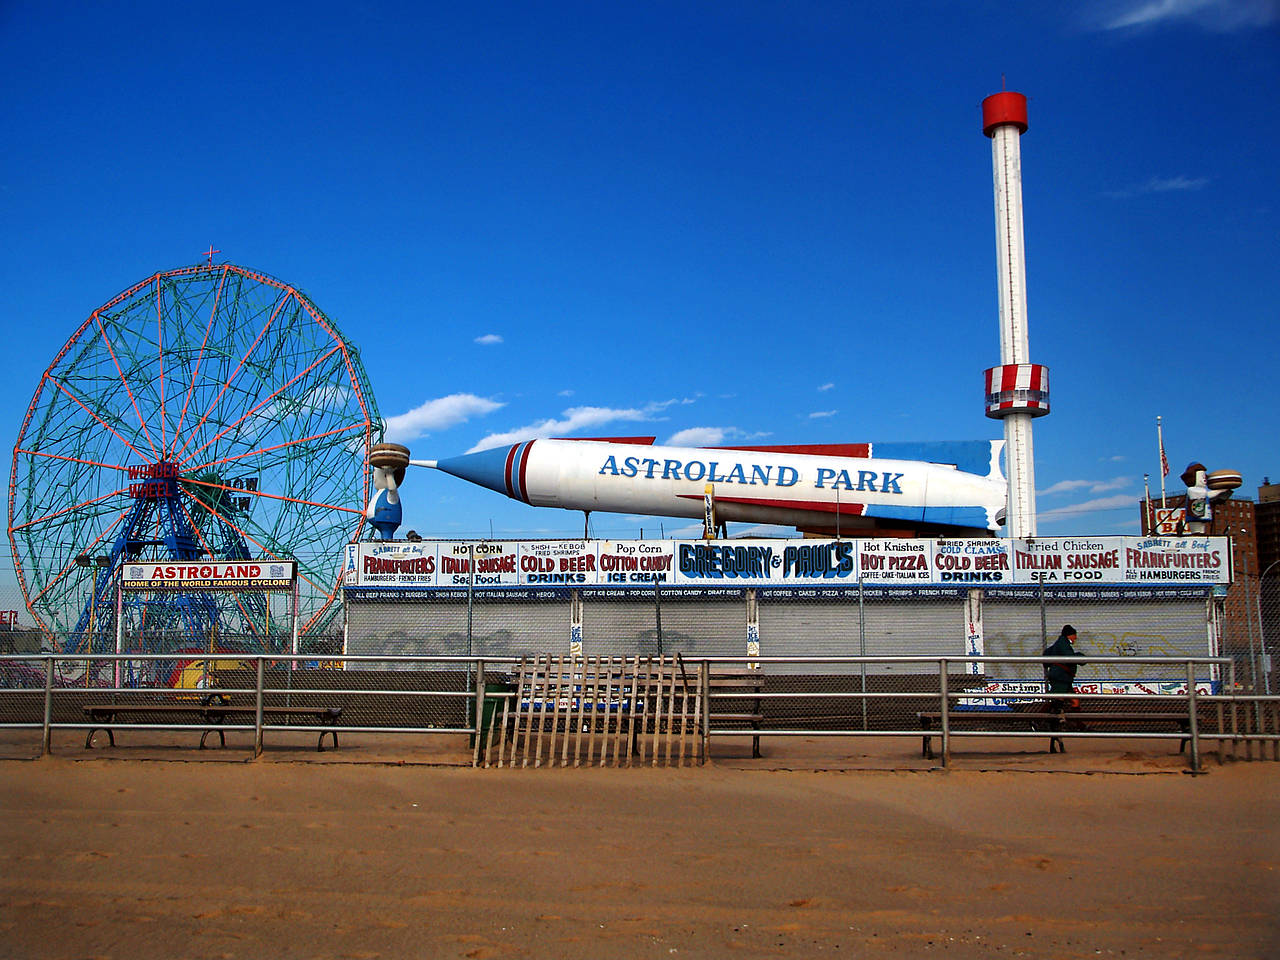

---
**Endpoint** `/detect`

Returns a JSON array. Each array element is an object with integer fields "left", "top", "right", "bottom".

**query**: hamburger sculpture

[{"left": 1180, "top": 461, "right": 1242, "bottom": 535}]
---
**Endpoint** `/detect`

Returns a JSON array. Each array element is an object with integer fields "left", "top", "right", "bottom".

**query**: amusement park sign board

[
  {"left": 343, "top": 536, "right": 1229, "bottom": 590},
  {"left": 122, "top": 561, "right": 297, "bottom": 591}
]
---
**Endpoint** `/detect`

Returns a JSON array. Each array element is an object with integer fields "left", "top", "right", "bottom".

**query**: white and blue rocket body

[{"left": 414, "top": 438, "right": 1007, "bottom": 536}]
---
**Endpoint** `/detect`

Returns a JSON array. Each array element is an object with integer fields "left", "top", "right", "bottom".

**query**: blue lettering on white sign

[
  {"left": 601, "top": 456, "right": 824, "bottom": 491},
  {"left": 815, "top": 468, "right": 905, "bottom": 494},
  {"left": 679, "top": 544, "right": 778, "bottom": 578},
  {"left": 781, "top": 542, "right": 855, "bottom": 579}
]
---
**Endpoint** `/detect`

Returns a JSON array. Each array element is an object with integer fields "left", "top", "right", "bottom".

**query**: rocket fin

[
  {"left": 711, "top": 443, "right": 871, "bottom": 457},
  {"left": 555, "top": 436, "right": 656, "bottom": 445}
]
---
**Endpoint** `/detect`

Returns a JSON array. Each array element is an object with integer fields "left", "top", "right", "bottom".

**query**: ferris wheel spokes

[
  {"left": 94, "top": 311, "right": 165, "bottom": 461},
  {"left": 166, "top": 267, "right": 230, "bottom": 463},
  {"left": 25, "top": 509, "right": 129, "bottom": 609},
  {"left": 166, "top": 288, "right": 294, "bottom": 465},
  {"left": 10, "top": 483, "right": 133, "bottom": 536},
  {"left": 46, "top": 376, "right": 156, "bottom": 464},
  {"left": 172, "top": 342, "right": 345, "bottom": 469},
  {"left": 176, "top": 499, "right": 270, "bottom": 639},
  {"left": 182, "top": 490, "right": 331, "bottom": 603}
]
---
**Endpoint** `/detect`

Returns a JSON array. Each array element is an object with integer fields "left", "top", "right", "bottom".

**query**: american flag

[{"left": 1157, "top": 416, "right": 1169, "bottom": 478}]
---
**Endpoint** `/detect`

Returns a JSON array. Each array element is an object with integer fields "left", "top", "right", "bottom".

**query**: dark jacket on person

[{"left": 1043, "top": 632, "right": 1079, "bottom": 694}]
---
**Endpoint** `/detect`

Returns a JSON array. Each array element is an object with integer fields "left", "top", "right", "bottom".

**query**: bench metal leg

[
  {"left": 85, "top": 726, "right": 115, "bottom": 749},
  {"left": 316, "top": 729, "right": 338, "bottom": 752},
  {"left": 198, "top": 729, "right": 227, "bottom": 749}
]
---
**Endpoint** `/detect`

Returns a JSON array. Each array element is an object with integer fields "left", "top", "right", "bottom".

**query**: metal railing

[
  {"left": 3, "top": 652, "right": 1277, "bottom": 770},
  {"left": 0, "top": 653, "right": 488, "bottom": 758},
  {"left": 694, "top": 655, "right": 1258, "bottom": 773}
]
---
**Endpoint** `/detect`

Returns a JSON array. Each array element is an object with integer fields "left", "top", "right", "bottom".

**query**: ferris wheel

[{"left": 7, "top": 262, "right": 382, "bottom": 653}]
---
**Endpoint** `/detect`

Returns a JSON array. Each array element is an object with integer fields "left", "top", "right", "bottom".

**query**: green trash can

[{"left": 468, "top": 681, "right": 515, "bottom": 748}]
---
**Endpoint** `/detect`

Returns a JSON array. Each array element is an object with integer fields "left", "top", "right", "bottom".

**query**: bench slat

[
  {"left": 82, "top": 703, "right": 342, "bottom": 752},
  {"left": 915, "top": 709, "right": 1193, "bottom": 762}
]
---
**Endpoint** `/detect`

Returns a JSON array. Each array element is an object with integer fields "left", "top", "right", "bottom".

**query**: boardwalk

[{"left": 0, "top": 751, "right": 1276, "bottom": 958}]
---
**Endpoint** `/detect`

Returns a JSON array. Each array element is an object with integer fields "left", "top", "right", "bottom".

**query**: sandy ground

[{"left": 0, "top": 735, "right": 1277, "bottom": 959}]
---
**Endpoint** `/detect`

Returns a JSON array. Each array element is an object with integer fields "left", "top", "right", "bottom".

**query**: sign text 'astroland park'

[{"left": 597, "top": 453, "right": 906, "bottom": 493}]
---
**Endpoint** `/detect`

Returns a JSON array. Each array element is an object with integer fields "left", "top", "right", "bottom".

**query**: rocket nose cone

[{"left": 434, "top": 444, "right": 524, "bottom": 498}]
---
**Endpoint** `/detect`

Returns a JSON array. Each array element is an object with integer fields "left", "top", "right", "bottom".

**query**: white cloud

[
  {"left": 818, "top": 382, "right": 835, "bottom": 392},
  {"left": 731, "top": 523, "right": 802, "bottom": 539},
  {"left": 1038, "top": 494, "right": 1139, "bottom": 524},
  {"left": 1105, "top": 175, "right": 1210, "bottom": 199},
  {"left": 467, "top": 401, "right": 673, "bottom": 453},
  {"left": 1092, "top": 0, "right": 1278, "bottom": 32},
  {"left": 663, "top": 521, "right": 707, "bottom": 538},
  {"left": 651, "top": 521, "right": 800, "bottom": 539},
  {"left": 1041, "top": 477, "right": 1133, "bottom": 496},
  {"left": 1040, "top": 479, "right": 1095, "bottom": 496},
  {"left": 384, "top": 393, "right": 505, "bottom": 443},
  {"left": 809, "top": 410, "right": 838, "bottom": 419},
  {"left": 557, "top": 389, "right": 575, "bottom": 397},
  {"left": 665, "top": 426, "right": 773, "bottom": 447},
  {"left": 299, "top": 383, "right": 352, "bottom": 410},
  {"left": 474, "top": 333, "right": 503, "bottom": 345},
  {"left": 667, "top": 427, "right": 730, "bottom": 447},
  {"left": 1147, "top": 175, "right": 1211, "bottom": 192}
]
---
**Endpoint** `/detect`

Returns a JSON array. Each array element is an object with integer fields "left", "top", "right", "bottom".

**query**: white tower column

[{"left": 982, "top": 91, "right": 1048, "bottom": 539}]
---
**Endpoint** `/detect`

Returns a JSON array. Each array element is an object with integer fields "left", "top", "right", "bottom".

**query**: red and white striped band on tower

[{"left": 984, "top": 363, "right": 1050, "bottom": 418}]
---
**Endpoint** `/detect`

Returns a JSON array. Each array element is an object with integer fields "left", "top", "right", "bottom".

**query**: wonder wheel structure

[{"left": 7, "top": 263, "right": 382, "bottom": 656}]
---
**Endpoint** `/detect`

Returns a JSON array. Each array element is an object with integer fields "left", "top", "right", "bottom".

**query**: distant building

[
  {"left": 1141, "top": 480, "right": 1276, "bottom": 692},
  {"left": 1255, "top": 478, "right": 1280, "bottom": 575},
  {"left": 1256, "top": 479, "right": 1280, "bottom": 690}
]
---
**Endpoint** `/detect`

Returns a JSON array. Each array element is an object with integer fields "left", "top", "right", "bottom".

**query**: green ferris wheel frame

[{"left": 8, "top": 262, "right": 382, "bottom": 649}]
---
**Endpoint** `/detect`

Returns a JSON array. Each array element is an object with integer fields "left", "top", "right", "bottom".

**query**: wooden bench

[
  {"left": 918, "top": 710, "right": 1067, "bottom": 758},
  {"left": 705, "top": 670, "right": 766, "bottom": 758},
  {"left": 82, "top": 703, "right": 343, "bottom": 751},
  {"left": 917, "top": 709, "right": 1193, "bottom": 760}
]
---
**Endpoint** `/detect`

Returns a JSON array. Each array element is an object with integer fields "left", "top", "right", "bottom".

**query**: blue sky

[{"left": 1, "top": 0, "right": 1277, "bottom": 593}]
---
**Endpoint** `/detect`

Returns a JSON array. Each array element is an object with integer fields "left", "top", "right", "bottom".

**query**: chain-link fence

[
  {"left": 1230, "top": 570, "right": 1279, "bottom": 697},
  {"left": 342, "top": 584, "right": 1228, "bottom": 727},
  {"left": 7, "top": 565, "right": 1279, "bottom": 749},
  {"left": 5, "top": 651, "right": 1278, "bottom": 770}
]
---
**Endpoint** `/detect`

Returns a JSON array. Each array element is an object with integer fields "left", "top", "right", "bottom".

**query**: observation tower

[{"left": 982, "top": 90, "right": 1049, "bottom": 539}]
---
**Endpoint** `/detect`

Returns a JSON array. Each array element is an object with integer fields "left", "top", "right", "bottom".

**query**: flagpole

[
  {"left": 1157, "top": 415, "right": 1167, "bottom": 507},
  {"left": 1144, "top": 473, "right": 1153, "bottom": 534}
]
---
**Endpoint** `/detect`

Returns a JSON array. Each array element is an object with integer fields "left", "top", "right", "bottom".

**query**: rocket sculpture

[{"left": 412, "top": 438, "right": 1006, "bottom": 536}]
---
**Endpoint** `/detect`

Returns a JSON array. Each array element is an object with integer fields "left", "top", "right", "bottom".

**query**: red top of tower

[{"left": 982, "top": 91, "right": 1028, "bottom": 137}]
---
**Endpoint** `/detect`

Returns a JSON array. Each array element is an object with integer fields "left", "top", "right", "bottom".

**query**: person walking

[{"left": 1043, "top": 624, "right": 1082, "bottom": 713}]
